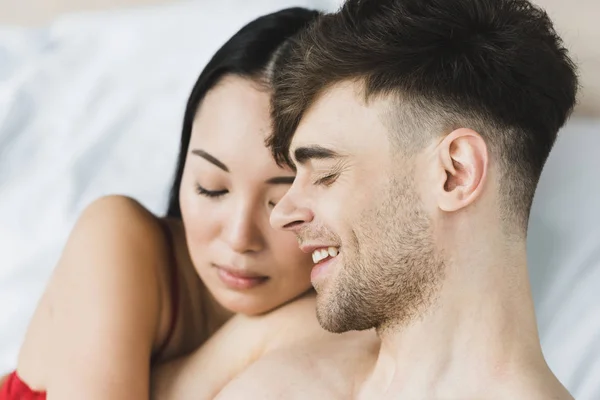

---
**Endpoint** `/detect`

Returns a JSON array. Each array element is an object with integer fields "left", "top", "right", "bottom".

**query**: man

[
  {"left": 154, "top": 0, "right": 578, "bottom": 398},
  {"left": 259, "top": 0, "right": 577, "bottom": 398}
]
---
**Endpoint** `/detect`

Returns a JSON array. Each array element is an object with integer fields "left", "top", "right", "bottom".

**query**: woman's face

[{"left": 179, "top": 75, "right": 313, "bottom": 315}]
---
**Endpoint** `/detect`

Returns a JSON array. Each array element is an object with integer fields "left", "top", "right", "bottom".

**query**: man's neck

[{"left": 359, "top": 241, "right": 552, "bottom": 399}]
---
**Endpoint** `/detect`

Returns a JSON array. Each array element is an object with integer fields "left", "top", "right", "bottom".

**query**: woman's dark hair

[{"left": 166, "top": 7, "right": 320, "bottom": 218}]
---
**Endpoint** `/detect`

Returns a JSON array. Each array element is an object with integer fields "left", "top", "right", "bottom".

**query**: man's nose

[{"left": 270, "top": 185, "right": 314, "bottom": 234}]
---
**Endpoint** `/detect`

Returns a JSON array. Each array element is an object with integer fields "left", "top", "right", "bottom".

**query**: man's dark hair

[{"left": 268, "top": 0, "right": 578, "bottom": 230}]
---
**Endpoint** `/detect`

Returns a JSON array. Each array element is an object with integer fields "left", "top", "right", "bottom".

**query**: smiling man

[{"left": 265, "top": 0, "right": 578, "bottom": 398}]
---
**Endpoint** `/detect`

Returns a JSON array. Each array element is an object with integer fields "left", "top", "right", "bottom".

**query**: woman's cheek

[
  {"left": 273, "top": 233, "right": 312, "bottom": 269},
  {"left": 186, "top": 207, "right": 219, "bottom": 247},
  {"left": 181, "top": 196, "right": 220, "bottom": 258}
]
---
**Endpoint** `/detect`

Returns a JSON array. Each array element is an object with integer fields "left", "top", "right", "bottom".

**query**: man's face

[{"left": 270, "top": 82, "right": 444, "bottom": 333}]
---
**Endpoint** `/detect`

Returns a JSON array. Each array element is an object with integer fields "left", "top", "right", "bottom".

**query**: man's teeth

[{"left": 312, "top": 247, "right": 339, "bottom": 263}]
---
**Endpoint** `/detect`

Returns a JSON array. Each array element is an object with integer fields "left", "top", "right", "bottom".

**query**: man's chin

[
  {"left": 315, "top": 288, "right": 352, "bottom": 333},
  {"left": 315, "top": 306, "right": 347, "bottom": 333},
  {"left": 314, "top": 280, "right": 379, "bottom": 333}
]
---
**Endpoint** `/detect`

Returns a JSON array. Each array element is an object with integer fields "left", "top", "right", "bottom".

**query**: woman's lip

[
  {"left": 214, "top": 264, "right": 267, "bottom": 279},
  {"left": 216, "top": 267, "right": 269, "bottom": 290}
]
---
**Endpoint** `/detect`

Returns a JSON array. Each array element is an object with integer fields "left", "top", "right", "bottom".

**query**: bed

[{"left": 0, "top": 0, "right": 599, "bottom": 398}]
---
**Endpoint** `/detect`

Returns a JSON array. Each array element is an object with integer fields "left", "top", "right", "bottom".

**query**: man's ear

[{"left": 433, "top": 128, "right": 489, "bottom": 212}]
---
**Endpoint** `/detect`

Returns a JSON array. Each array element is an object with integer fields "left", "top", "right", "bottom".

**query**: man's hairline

[{"left": 284, "top": 78, "right": 404, "bottom": 163}]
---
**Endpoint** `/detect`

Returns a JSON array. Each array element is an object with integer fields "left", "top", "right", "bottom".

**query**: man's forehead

[
  {"left": 290, "top": 83, "right": 359, "bottom": 149},
  {"left": 289, "top": 81, "right": 391, "bottom": 158}
]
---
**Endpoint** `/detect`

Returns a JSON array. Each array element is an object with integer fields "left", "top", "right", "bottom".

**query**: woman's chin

[
  {"left": 220, "top": 288, "right": 315, "bottom": 316},
  {"left": 217, "top": 294, "right": 272, "bottom": 316}
]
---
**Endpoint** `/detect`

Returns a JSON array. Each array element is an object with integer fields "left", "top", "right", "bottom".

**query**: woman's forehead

[
  {"left": 188, "top": 78, "right": 291, "bottom": 177},
  {"left": 191, "top": 77, "right": 271, "bottom": 143}
]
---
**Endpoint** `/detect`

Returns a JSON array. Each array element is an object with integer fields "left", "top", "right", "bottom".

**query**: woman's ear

[{"left": 434, "top": 128, "right": 489, "bottom": 212}]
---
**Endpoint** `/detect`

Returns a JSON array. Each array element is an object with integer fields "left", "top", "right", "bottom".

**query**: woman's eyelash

[{"left": 195, "top": 183, "right": 228, "bottom": 198}]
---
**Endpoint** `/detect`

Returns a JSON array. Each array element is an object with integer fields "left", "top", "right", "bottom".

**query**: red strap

[{"left": 0, "top": 371, "right": 46, "bottom": 400}]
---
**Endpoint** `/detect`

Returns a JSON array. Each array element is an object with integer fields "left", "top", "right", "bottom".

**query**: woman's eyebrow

[
  {"left": 265, "top": 176, "right": 295, "bottom": 185},
  {"left": 191, "top": 149, "right": 229, "bottom": 172}
]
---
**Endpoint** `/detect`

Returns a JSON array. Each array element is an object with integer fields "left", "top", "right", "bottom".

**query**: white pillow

[{"left": 528, "top": 118, "right": 600, "bottom": 399}]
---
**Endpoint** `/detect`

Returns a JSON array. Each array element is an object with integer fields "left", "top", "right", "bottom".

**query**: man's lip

[
  {"left": 299, "top": 244, "right": 341, "bottom": 254},
  {"left": 213, "top": 264, "right": 268, "bottom": 279},
  {"left": 311, "top": 255, "right": 337, "bottom": 282}
]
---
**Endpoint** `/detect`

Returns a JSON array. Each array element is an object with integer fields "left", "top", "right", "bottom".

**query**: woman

[{"left": 0, "top": 7, "right": 323, "bottom": 399}]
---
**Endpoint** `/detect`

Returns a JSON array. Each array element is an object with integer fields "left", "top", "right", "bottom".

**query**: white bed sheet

[{"left": 0, "top": 1, "right": 598, "bottom": 398}]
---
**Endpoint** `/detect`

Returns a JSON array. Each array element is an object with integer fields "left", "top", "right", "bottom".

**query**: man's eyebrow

[
  {"left": 265, "top": 176, "right": 295, "bottom": 185},
  {"left": 191, "top": 149, "right": 229, "bottom": 172},
  {"left": 293, "top": 145, "right": 344, "bottom": 165}
]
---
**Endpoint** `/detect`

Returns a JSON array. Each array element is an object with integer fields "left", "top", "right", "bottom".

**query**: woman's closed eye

[
  {"left": 195, "top": 183, "right": 228, "bottom": 198},
  {"left": 268, "top": 195, "right": 285, "bottom": 209}
]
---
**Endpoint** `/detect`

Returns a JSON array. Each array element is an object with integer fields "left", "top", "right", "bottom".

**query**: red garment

[
  {"left": 0, "top": 220, "right": 180, "bottom": 399},
  {"left": 0, "top": 371, "right": 46, "bottom": 400}
]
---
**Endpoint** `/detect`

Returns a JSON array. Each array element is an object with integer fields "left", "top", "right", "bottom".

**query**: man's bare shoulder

[
  {"left": 503, "top": 371, "right": 573, "bottom": 400},
  {"left": 484, "top": 362, "right": 574, "bottom": 400}
]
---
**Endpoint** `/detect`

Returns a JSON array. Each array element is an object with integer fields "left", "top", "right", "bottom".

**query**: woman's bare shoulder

[
  {"left": 211, "top": 294, "right": 379, "bottom": 400},
  {"left": 258, "top": 292, "right": 320, "bottom": 331},
  {"left": 239, "top": 291, "right": 376, "bottom": 352},
  {"left": 70, "top": 195, "right": 174, "bottom": 266},
  {"left": 15, "top": 196, "right": 174, "bottom": 395},
  {"left": 77, "top": 195, "right": 184, "bottom": 347},
  {"left": 78, "top": 195, "right": 163, "bottom": 236}
]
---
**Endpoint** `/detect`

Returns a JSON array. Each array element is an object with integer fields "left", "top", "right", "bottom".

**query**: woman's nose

[{"left": 224, "top": 202, "right": 264, "bottom": 254}]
